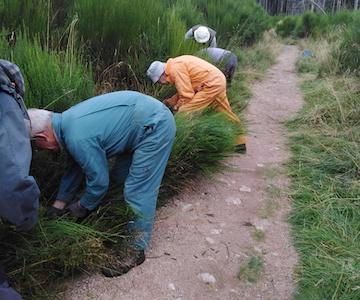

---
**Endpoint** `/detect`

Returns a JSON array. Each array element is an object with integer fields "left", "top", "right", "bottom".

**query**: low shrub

[{"left": 275, "top": 16, "right": 299, "bottom": 38}]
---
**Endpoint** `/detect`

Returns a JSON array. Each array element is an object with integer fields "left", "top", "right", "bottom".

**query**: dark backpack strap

[{"left": 0, "top": 61, "right": 29, "bottom": 120}]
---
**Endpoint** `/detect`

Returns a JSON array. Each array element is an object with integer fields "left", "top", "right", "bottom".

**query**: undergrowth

[{"left": 289, "top": 42, "right": 360, "bottom": 300}]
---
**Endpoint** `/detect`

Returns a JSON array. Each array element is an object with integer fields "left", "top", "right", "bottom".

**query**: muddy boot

[
  {"left": 46, "top": 206, "right": 66, "bottom": 218},
  {"left": 101, "top": 248, "right": 145, "bottom": 278},
  {"left": 235, "top": 143, "right": 247, "bottom": 154},
  {"left": 67, "top": 201, "right": 90, "bottom": 219}
]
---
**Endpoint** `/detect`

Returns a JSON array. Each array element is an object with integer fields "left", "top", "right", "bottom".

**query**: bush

[
  {"left": 275, "top": 16, "right": 299, "bottom": 38},
  {"left": 296, "top": 12, "right": 322, "bottom": 38}
]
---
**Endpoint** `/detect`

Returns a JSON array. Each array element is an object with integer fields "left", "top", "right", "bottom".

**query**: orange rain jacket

[{"left": 163, "top": 55, "right": 240, "bottom": 123}]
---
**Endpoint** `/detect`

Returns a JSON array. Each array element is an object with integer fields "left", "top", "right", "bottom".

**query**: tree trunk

[
  {"left": 337, "top": 0, "right": 342, "bottom": 11},
  {"left": 355, "top": 0, "right": 359, "bottom": 9}
]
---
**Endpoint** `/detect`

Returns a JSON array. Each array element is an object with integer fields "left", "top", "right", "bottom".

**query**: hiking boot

[
  {"left": 101, "top": 248, "right": 145, "bottom": 278},
  {"left": 67, "top": 201, "right": 90, "bottom": 219},
  {"left": 235, "top": 143, "right": 247, "bottom": 154},
  {"left": 46, "top": 206, "right": 66, "bottom": 219}
]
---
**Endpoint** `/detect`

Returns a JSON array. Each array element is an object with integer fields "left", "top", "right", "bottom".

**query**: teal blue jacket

[{"left": 52, "top": 91, "right": 172, "bottom": 209}]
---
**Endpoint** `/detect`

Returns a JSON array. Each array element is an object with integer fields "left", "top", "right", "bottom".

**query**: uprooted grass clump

[{"left": 0, "top": 203, "right": 134, "bottom": 299}]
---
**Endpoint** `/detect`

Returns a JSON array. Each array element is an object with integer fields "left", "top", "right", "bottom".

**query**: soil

[{"left": 64, "top": 45, "right": 303, "bottom": 300}]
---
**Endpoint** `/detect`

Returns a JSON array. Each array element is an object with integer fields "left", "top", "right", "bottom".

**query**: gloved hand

[{"left": 163, "top": 99, "right": 178, "bottom": 114}]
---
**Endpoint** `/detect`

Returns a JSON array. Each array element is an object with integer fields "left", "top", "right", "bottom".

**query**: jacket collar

[{"left": 51, "top": 112, "right": 65, "bottom": 149}]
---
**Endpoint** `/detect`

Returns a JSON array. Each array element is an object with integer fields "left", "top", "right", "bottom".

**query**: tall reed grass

[{"left": 0, "top": 31, "right": 94, "bottom": 110}]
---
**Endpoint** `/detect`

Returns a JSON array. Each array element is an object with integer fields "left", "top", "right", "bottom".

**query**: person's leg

[
  {"left": 210, "top": 77, "right": 247, "bottom": 152},
  {"left": 213, "top": 90, "right": 240, "bottom": 123},
  {"left": 109, "top": 153, "right": 132, "bottom": 185},
  {"left": 117, "top": 107, "right": 176, "bottom": 250},
  {"left": 177, "top": 83, "right": 222, "bottom": 113},
  {"left": 123, "top": 115, "right": 176, "bottom": 250},
  {"left": 225, "top": 54, "right": 237, "bottom": 84},
  {"left": 102, "top": 110, "right": 175, "bottom": 277}
]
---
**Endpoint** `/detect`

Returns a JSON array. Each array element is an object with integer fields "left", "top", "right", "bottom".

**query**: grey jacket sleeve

[
  {"left": 184, "top": 28, "right": 193, "bottom": 40},
  {"left": 0, "top": 92, "right": 39, "bottom": 231},
  {"left": 210, "top": 36, "right": 217, "bottom": 47}
]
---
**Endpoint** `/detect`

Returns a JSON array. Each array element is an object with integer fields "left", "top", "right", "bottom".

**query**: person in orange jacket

[{"left": 146, "top": 55, "right": 246, "bottom": 152}]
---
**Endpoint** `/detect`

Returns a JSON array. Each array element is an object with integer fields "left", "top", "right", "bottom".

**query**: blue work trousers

[
  {"left": 0, "top": 281, "right": 22, "bottom": 300},
  {"left": 109, "top": 109, "right": 175, "bottom": 250}
]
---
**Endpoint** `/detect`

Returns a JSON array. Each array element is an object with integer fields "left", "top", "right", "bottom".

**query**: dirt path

[{"left": 65, "top": 45, "right": 303, "bottom": 300}]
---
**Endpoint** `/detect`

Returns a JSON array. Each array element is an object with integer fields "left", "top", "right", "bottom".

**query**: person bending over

[{"left": 28, "top": 91, "right": 176, "bottom": 277}]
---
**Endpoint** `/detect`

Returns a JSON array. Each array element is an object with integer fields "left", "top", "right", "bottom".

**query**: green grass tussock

[
  {"left": 0, "top": 204, "right": 134, "bottom": 298},
  {"left": 163, "top": 112, "right": 240, "bottom": 193}
]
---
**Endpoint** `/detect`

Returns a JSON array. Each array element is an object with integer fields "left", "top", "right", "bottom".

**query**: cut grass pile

[{"left": 289, "top": 52, "right": 360, "bottom": 299}]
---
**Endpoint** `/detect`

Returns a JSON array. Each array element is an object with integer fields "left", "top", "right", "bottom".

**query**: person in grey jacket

[
  {"left": 199, "top": 47, "right": 238, "bottom": 83},
  {"left": 0, "top": 59, "right": 40, "bottom": 300},
  {"left": 184, "top": 25, "right": 217, "bottom": 47}
]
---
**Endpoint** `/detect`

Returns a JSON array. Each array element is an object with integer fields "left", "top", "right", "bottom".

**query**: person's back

[
  {"left": 0, "top": 59, "right": 39, "bottom": 300},
  {"left": 203, "top": 47, "right": 231, "bottom": 64},
  {"left": 0, "top": 60, "right": 39, "bottom": 230},
  {"left": 167, "top": 55, "right": 224, "bottom": 87},
  {"left": 200, "top": 48, "right": 238, "bottom": 83},
  {"left": 56, "top": 91, "right": 168, "bottom": 157}
]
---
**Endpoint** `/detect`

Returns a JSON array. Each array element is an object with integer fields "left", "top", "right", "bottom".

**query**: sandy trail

[{"left": 65, "top": 45, "right": 303, "bottom": 300}]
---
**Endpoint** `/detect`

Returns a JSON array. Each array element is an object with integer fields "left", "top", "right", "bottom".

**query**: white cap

[
  {"left": 194, "top": 26, "right": 210, "bottom": 44},
  {"left": 146, "top": 61, "right": 165, "bottom": 83}
]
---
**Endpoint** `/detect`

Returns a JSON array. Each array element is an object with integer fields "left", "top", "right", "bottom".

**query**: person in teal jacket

[{"left": 28, "top": 91, "right": 176, "bottom": 277}]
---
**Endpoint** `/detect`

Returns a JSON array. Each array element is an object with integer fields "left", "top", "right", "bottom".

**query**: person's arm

[
  {"left": 184, "top": 28, "right": 193, "bottom": 40},
  {"left": 171, "top": 65, "right": 195, "bottom": 109},
  {"left": 210, "top": 36, "right": 217, "bottom": 47},
  {"left": 163, "top": 94, "right": 179, "bottom": 110},
  {"left": 66, "top": 138, "right": 109, "bottom": 210},
  {"left": 0, "top": 94, "right": 39, "bottom": 231}
]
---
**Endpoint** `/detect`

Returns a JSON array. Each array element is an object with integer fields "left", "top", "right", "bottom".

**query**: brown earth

[{"left": 65, "top": 45, "right": 303, "bottom": 300}]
